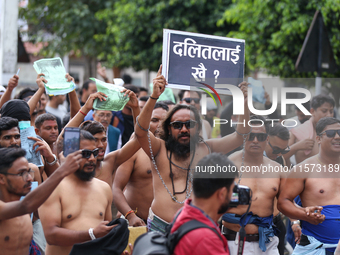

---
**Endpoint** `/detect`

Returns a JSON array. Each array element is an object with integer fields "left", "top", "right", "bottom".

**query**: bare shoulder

[
  {"left": 228, "top": 150, "right": 242, "bottom": 162},
  {"left": 93, "top": 178, "right": 111, "bottom": 192},
  {"left": 103, "top": 150, "right": 118, "bottom": 164}
]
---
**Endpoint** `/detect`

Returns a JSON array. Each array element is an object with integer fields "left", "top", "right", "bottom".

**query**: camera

[{"left": 229, "top": 184, "right": 251, "bottom": 207}]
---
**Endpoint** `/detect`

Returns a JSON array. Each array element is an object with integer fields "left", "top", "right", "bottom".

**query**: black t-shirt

[{"left": 122, "top": 113, "right": 134, "bottom": 146}]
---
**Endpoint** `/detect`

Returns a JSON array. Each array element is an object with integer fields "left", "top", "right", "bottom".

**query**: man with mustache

[
  {"left": 0, "top": 148, "right": 82, "bottom": 255},
  {"left": 278, "top": 117, "right": 340, "bottom": 255},
  {"left": 59, "top": 89, "right": 140, "bottom": 188},
  {"left": 92, "top": 109, "right": 120, "bottom": 153},
  {"left": 35, "top": 113, "right": 59, "bottom": 151},
  {"left": 39, "top": 130, "right": 115, "bottom": 255},
  {"left": 222, "top": 115, "right": 284, "bottom": 255},
  {"left": 135, "top": 65, "right": 250, "bottom": 233},
  {"left": 113, "top": 102, "right": 169, "bottom": 226}
]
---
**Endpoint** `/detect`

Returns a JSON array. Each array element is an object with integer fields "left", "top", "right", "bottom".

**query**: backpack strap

[{"left": 168, "top": 220, "right": 224, "bottom": 254}]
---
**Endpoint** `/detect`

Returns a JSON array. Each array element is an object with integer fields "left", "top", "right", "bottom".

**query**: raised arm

[
  {"left": 135, "top": 65, "right": 165, "bottom": 159},
  {"left": 28, "top": 73, "right": 47, "bottom": 117},
  {"left": 0, "top": 151, "right": 82, "bottom": 221},
  {"left": 65, "top": 73, "right": 81, "bottom": 118},
  {"left": 56, "top": 92, "right": 107, "bottom": 143},
  {"left": 208, "top": 81, "right": 251, "bottom": 153},
  {"left": 0, "top": 75, "right": 19, "bottom": 109}
]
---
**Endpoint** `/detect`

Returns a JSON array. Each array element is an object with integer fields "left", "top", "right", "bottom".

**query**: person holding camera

[
  {"left": 222, "top": 115, "right": 284, "bottom": 255},
  {"left": 171, "top": 153, "right": 238, "bottom": 255}
]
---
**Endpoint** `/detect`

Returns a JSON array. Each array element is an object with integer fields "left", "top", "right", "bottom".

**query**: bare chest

[
  {"left": 132, "top": 154, "right": 153, "bottom": 180},
  {"left": 303, "top": 178, "right": 340, "bottom": 205},
  {"left": 60, "top": 188, "right": 108, "bottom": 224},
  {"left": 0, "top": 215, "right": 32, "bottom": 255}
]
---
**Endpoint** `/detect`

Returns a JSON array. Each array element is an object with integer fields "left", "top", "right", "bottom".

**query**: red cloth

[{"left": 171, "top": 199, "right": 229, "bottom": 255}]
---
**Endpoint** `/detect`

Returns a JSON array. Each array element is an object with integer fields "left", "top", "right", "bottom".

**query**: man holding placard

[{"left": 135, "top": 65, "right": 250, "bottom": 233}]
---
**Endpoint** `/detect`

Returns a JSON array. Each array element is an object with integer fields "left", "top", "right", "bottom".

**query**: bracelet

[
  {"left": 79, "top": 110, "right": 87, "bottom": 116},
  {"left": 136, "top": 116, "right": 150, "bottom": 132},
  {"left": 88, "top": 228, "right": 96, "bottom": 240},
  {"left": 291, "top": 220, "right": 300, "bottom": 226},
  {"left": 149, "top": 96, "right": 158, "bottom": 100},
  {"left": 46, "top": 154, "right": 57, "bottom": 166},
  {"left": 125, "top": 210, "right": 135, "bottom": 219}
]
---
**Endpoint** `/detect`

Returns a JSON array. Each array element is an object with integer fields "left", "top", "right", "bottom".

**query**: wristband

[
  {"left": 125, "top": 210, "right": 135, "bottom": 219},
  {"left": 89, "top": 228, "right": 96, "bottom": 240},
  {"left": 46, "top": 154, "right": 57, "bottom": 166},
  {"left": 291, "top": 220, "right": 300, "bottom": 226},
  {"left": 79, "top": 110, "right": 87, "bottom": 116},
  {"left": 149, "top": 96, "right": 158, "bottom": 100}
]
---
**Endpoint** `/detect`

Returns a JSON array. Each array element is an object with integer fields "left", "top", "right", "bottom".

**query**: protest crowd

[{"left": 1, "top": 57, "right": 340, "bottom": 255}]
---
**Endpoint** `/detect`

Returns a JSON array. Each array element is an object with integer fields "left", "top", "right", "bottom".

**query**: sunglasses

[
  {"left": 81, "top": 148, "right": 99, "bottom": 159},
  {"left": 268, "top": 141, "right": 290, "bottom": 155},
  {"left": 183, "top": 98, "right": 200, "bottom": 104},
  {"left": 248, "top": 133, "right": 268, "bottom": 142},
  {"left": 319, "top": 129, "right": 340, "bottom": 138},
  {"left": 170, "top": 120, "right": 197, "bottom": 130}
]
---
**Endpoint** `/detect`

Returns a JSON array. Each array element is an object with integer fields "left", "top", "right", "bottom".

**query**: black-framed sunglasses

[
  {"left": 81, "top": 148, "right": 99, "bottom": 159},
  {"left": 319, "top": 129, "right": 340, "bottom": 138},
  {"left": 248, "top": 133, "right": 268, "bottom": 142},
  {"left": 170, "top": 120, "right": 197, "bottom": 130},
  {"left": 183, "top": 98, "right": 200, "bottom": 104},
  {"left": 268, "top": 141, "right": 290, "bottom": 155},
  {"left": 0, "top": 168, "right": 34, "bottom": 181}
]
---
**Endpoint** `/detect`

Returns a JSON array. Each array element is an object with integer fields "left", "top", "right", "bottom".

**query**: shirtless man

[
  {"left": 222, "top": 115, "right": 284, "bottom": 254},
  {"left": 135, "top": 66, "right": 250, "bottom": 233},
  {"left": 278, "top": 117, "right": 340, "bottom": 254},
  {"left": 0, "top": 147, "right": 81, "bottom": 255},
  {"left": 58, "top": 89, "right": 140, "bottom": 187},
  {"left": 39, "top": 130, "right": 114, "bottom": 255},
  {"left": 113, "top": 102, "right": 169, "bottom": 226},
  {"left": 285, "top": 95, "right": 334, "bottom": 164}
]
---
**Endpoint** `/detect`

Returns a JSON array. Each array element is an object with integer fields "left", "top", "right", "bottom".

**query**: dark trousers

[{"left": 273, "top": 214, "right": 286, "bottom": 255}]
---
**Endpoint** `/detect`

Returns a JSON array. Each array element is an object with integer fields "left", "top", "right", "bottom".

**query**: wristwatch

[
  {"left": 291, "top": 220, "right": 300, "bottom": 226},
  {"left": 46, "top": 154, "right": 57, "bottom": 166}
]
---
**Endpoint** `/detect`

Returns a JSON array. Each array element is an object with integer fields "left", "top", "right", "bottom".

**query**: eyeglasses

[
  {"left": 268, "top": 141, "right": 290, "bottom": 155},
  {"left": 170, "top": 120, "right": 197, "bottom": 130},
  {"left": 0, "top": 168, "right": 34, "bottom": 181},
  {"left": 81, "top": 148, "right": 99, "bottom": 159},
  {"left": 96, "top": 113, "right": 112, "bottom": 119},
  {"left": 319, "top": 129, "right": 340, "bottom": 138},
  {"left": 248, "top": 133, "right": 268, "bottom": 142},
  {"left": 183, "top": 98, "right": 200, "bottom": 104}
]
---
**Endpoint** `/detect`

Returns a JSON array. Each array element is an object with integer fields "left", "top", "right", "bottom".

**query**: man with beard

[
  {"left": 135, "top": 66, "right": 250, "bottom": 233},
  {"left": 113, "top": 102, "right": 169, "bottom": 226},
  {"left": 58, "top": 89, "right": 141, "bottom": 188},
  {"left": 0, "top": 148, "right": 82, "bottom": 255},
  {"left": 39, "top": 130, "right": 114, "bottom": 255},
  {"left": 171, "top": 153, "right": 237, "bottom": 255},
  {"left": 222, "top": 115, "right": 284, "bottom": 255},
  {"left": 278, "top": 117, "right": 340, "bottom": 254},
  {"left": 35, "top": 113, "right": 59, "bottom": 150}
]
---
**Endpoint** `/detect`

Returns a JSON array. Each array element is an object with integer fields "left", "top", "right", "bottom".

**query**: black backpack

[{"left": 132, "top": 210, "right": 223, "bottom": 255}]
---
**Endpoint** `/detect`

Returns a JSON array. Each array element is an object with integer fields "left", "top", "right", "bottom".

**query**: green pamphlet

[
  {"left": 33, "top": 57, "right": 76, "bottom": 95},
  {"left": 90, "top": 78, "right": 129, "bottom": 111}
]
